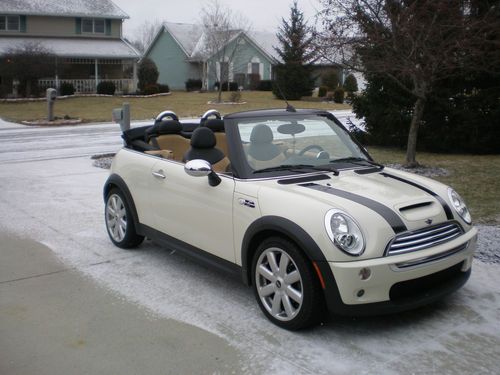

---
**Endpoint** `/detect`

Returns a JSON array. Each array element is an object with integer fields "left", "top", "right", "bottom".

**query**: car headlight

[
  {"left": 325, "top": 209, "right": 365, "bottom": 256},
  {"left": 448, "top": 188, "right": 472, "bottom": 224}
]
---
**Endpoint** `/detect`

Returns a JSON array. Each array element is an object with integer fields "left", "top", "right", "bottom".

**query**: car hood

[{"left": 261, "top": 168, "right": 453, "bottom": 232}]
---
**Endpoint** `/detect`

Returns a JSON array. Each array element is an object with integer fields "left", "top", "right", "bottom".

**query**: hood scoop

[
  {"left": 399, "top": 201, "right": 433, "bottom": 212},
  {"left": 397, "top": 201, "right": 441, "bottom": 221}
]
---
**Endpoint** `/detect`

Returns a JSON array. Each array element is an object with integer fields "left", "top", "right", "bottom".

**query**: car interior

[{"left": 121, "top": 110, "right": 231, "bottom": 173}]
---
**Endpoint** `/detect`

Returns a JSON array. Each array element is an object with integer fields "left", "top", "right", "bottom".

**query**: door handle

[{"left": 152, "top": 170, "right": 166, "bottom": 179}]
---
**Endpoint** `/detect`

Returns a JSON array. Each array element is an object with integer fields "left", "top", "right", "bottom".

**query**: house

[
  {"left": 0, "top": 0, "right": 140, "bottom": 95},
  {"left": 144, "top": 22, "right": 278, "bottom": 91}
]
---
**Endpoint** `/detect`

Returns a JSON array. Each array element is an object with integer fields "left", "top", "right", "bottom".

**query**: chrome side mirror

[{"left": 184, "top": 159, "right": 221, "bottom": 186}]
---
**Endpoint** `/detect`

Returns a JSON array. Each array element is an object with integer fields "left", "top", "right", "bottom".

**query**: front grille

[{"left": 386, "top": 221, "right": 464, "bottom": 256}]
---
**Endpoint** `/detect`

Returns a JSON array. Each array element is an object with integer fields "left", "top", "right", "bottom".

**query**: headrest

[
  {"left": 190, "top": 127, "right": 216, "bottom": 149},
  {"left": 155, "top": 120, "right": 182, "bottom": 135},
  {"left": 250, "top": 124, "right": 274, "bottom": 144},
  {"left": 203, "top": 119, "right": 225, "bottom": 132}
]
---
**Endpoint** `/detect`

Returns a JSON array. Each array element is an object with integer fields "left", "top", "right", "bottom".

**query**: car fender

[
  {"left": 241, "top": 216, "right": 330, "bottom": 285},
  {"left": 103, "top": 173, "right": 142, "bottom": 235}
]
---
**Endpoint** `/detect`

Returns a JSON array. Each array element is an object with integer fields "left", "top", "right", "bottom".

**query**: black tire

[
  {"left": 105, "top": 188, "right": 144, "bottom": 248},
  {"left": 251, "top": 236, "right": 324, "bottom": 330}
]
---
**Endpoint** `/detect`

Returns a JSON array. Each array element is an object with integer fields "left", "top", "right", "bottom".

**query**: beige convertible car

[{"left": 104, "top": 108, "right": 477, "bottom": 330}]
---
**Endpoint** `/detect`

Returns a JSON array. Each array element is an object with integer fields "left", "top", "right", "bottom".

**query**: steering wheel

[{"left": 298, "top": 145, "right": 325, "bottom": 157}]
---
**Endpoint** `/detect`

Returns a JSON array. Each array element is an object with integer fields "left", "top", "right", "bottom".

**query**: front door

[{"left": 149, "top": 159, "right": 236, "bottom": 262}]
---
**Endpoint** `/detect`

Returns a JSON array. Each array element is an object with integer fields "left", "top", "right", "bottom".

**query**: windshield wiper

[
  {"left": 253, "top": 164, "right": 336, "bottom": 174},
  {"left": 330, "top": 157, "right": 384, "bottom": 169}
]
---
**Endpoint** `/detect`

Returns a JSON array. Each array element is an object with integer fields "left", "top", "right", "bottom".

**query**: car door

[{"left": 149, "top": 158, "right": 236, "bottom": 262}]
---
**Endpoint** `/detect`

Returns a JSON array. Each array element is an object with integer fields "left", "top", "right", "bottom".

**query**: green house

[{"left": 144, "top": 22, "right": 278, "bottom": 91}]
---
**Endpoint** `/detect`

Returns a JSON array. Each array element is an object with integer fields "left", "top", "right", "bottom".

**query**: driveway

[{"left": 0, "top": 118, "right": 499, "bottom": 374}]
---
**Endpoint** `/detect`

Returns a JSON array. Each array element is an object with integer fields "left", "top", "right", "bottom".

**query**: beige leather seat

[
  {"left": 246, "top": 124, "right": 286, "bottom": 170},
  {"left": 146, "top": 120, "right": 190, "bottom": 162},
  {"left": 203, "top": 119, "right": 228, "bottom": 157},
  {"left": 183, "top": 127, "right": 230, "bottom": 173}
]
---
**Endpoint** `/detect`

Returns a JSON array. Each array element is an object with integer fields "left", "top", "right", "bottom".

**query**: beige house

[{"left": 0, "top": 0, "right": 139, "bottom": 94}]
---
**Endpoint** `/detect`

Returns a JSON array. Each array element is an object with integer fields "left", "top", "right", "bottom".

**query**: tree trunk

[
  {"left": 405, "top": 96, "right": 426, "bottom": 167},
  {"left": 217, "top": 85, "right": 223, "bottom": 103}
]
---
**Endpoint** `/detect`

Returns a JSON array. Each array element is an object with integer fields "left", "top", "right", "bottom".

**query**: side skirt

[{"left": 138, "top": 224, "right": 243, "bottom": 281}]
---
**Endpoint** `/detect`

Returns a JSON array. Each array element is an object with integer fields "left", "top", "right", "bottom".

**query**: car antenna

[{"left": 275, "top": 82, "right": 296, "bottom": 112}]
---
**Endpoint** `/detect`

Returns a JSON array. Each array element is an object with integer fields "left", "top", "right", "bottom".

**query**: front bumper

[{"left": 319, "top": 227, "right": 477, "bottom": 316}]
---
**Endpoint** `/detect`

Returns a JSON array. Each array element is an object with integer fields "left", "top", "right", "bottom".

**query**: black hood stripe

[
  {"left": 380, "top": 172, "right": 454, "bottom": 220},
  {"left": 300, "top": 183, "right": 407, "bottom": 234}
]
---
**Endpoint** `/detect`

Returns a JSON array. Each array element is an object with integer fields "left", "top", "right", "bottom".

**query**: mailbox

[
  {"left": 46, "top": 88, "right": 57, "bottom": 121},
  {"left": 112, "top": 103, "right": 130, "bottom": 133},
  {"left": 46, "top": 88, "right": 57, "bottom": 102}
]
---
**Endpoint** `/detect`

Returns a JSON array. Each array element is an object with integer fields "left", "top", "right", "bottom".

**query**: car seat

[
  {"left": 145, "top": 120, "right": 191, "bottom": 162},
  {"left": 183, "top": 127, "right": 230, "bottom": 173},
  {"left": 246, "top": 124, "right": 286, "bottom": 169}
]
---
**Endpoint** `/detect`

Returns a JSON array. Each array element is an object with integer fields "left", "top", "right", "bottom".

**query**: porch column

[
  {"left": 132, "top": 60, "right": 138, "bottom": 92},
  {"left": 94, "top": 59, "right": 99, "bottom": 93}
]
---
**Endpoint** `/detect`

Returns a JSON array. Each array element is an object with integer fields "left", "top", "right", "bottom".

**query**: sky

[{"left": 112, "top": 0, "right": 323, "bottom": 38}]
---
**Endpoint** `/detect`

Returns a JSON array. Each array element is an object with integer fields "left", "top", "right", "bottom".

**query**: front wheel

[
  {"left": 105, "top": 189, "right": 144, "bottom": 248},
  {"left": 252, "top": 237, "right": 324, "bottom": 330}
]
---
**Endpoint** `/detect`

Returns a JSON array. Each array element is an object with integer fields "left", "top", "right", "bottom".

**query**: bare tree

[
  {"left": 129, "top": 19, "right": 163, "bottom": 54},
  {"left": 318, "top": 0, "right": 499, "bottom": 166},
  {"left": 198, "top": 0, "right": 251, "bottom": 102}
]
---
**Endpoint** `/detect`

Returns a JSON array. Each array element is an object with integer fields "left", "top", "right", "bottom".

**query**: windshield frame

[{"left": 224, "top": 111, "right": 373, "bottom": 179}]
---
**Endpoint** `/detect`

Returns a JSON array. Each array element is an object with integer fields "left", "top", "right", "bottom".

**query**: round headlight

[
  {"left": 325, "top": 209, "right": 365, "bottom": 256},
  {"left": 447, "top": 188, "right": 472, "bottom": 224}
]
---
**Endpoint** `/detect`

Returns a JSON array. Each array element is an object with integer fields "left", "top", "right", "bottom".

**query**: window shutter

[
  {"left": 105, "top": 19, "right": 111, "bottom": 35},
  {"left": 75, "top": 18, "right": 81, "bottom": 34},
  {"left": 20, "top": 16, "right": 26, "bottom": 32}
]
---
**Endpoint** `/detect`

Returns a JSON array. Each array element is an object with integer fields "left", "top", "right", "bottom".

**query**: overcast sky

[{"left": 112, "top": 0, "right": 323, "bottom": 38}]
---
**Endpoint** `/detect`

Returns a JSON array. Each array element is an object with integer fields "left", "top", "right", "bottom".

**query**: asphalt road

[{"left": 0, "top": 117, "right": 499, "bottom": 374}]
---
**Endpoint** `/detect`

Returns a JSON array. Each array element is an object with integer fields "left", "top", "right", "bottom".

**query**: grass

[
  {"left": 1, "top": 92, "right": 497, "bottom": 224},
  {"left": 0, "top": 91, "right": 350, "bottom": 123},
  {"left": 368, "top": 147, "right": 500, "bottom": 225}
]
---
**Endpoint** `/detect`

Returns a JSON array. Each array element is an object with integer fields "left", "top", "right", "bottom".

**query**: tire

[
  {"left": 105, "top": 188, "right": 144, "bottom": 248},
  {"left": 251, "top": 236, "right": 324, "bottom": 330}
]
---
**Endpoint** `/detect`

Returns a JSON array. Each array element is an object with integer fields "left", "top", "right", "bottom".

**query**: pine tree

[{"left": 272, "top": 1, "right": 316, "bottom": 100}]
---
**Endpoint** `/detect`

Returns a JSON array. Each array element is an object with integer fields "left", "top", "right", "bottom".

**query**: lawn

[
  {"left": 368, "top": 147, "right": 500, "bottom": 225},
  {"left": 0, "top": 91, "right": 350, "bottom": 123},
  {"left": 1, "top": 92, "right": 497, "bottom": 224}
]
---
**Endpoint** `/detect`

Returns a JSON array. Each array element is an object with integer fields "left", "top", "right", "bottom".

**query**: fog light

[
  {"left": 359, "top": 267, "right": 371, "bottom": 280},
  {"left": 356, "top": 289, "right": 365, "bottom": 298}
]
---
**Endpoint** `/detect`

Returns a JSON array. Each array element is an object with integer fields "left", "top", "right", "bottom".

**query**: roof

[
  {"left": 0, "top": 0, "right": 129, "bottom": 19},
  {"left": 163, "top": 22, "right": 204, "bottom": 57},
  {"left": 0, "top": 36, "right": 139, "bottom": 59},
  {"left": 146, "top": 22, "right": 278, "bottom": 63}
]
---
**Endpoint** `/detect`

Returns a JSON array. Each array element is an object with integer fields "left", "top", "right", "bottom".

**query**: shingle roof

[
  {"left": 159, "top": 22, "right": 279, "bottom": 62},
  {"left": 0, "top": 36, "right": 139, "bottom": 59},
  {"left": 0, "top": 0, "right": 128, "bottom": 19}
]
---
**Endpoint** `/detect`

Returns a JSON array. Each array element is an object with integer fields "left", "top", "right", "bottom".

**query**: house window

[
  {"left": 82, "top": 18, "right": 105, "bottom": 34},
  {"left": 251, "top": 63, "right": 260, "bottom": 75},
  {"left": 0, "top": 15, "right": 20, "bottom": 31}
]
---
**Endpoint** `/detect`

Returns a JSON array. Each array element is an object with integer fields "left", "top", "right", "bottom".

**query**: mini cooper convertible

[{"left": 104, "top": 108, "right": 477, "bottom": 330}]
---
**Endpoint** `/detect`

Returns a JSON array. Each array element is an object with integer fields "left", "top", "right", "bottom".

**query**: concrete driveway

[{"left": 0, "top": 118, "right": 499, "bottom": 374}]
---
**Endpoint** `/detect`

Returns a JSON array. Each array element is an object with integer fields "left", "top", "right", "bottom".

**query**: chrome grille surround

[{"left": 386, "top": 221, "right": 464, "bottom": 256}]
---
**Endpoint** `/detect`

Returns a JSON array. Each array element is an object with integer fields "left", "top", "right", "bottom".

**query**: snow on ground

[{"left": 0, "top": 117, "right": 499, "bottom": 374}]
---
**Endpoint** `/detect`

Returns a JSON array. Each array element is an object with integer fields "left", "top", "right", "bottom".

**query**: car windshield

[{"left": 235, "top": 115, "right": 369, "bottom": 173}]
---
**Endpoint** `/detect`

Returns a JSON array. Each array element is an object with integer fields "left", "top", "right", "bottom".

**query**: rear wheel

[
  {"left": 105, "top": 189, "right": 144, "bottom": 248},
  {"left": 252, "top": 236, "right": 323, "bottom": 330}
]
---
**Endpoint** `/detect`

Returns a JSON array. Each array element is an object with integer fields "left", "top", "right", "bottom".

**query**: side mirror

[{"left": 184, "top": 159, "right": 221, "bottom": 186}]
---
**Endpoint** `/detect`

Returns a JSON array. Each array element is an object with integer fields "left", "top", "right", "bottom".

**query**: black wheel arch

[
  {"left": 103, "top": 174, "right": 142, "bottom": 235},
  {"left": 241, "top": 216, "right": 329, "bottom": 285}
]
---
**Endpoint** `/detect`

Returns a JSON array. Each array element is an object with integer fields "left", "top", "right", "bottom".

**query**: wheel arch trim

[
  {"left": 241, "top": 216, "right": 329, "bottom": 285},
  {"left": 103, "top": 174, "right": 142, "bottom": 234}
]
